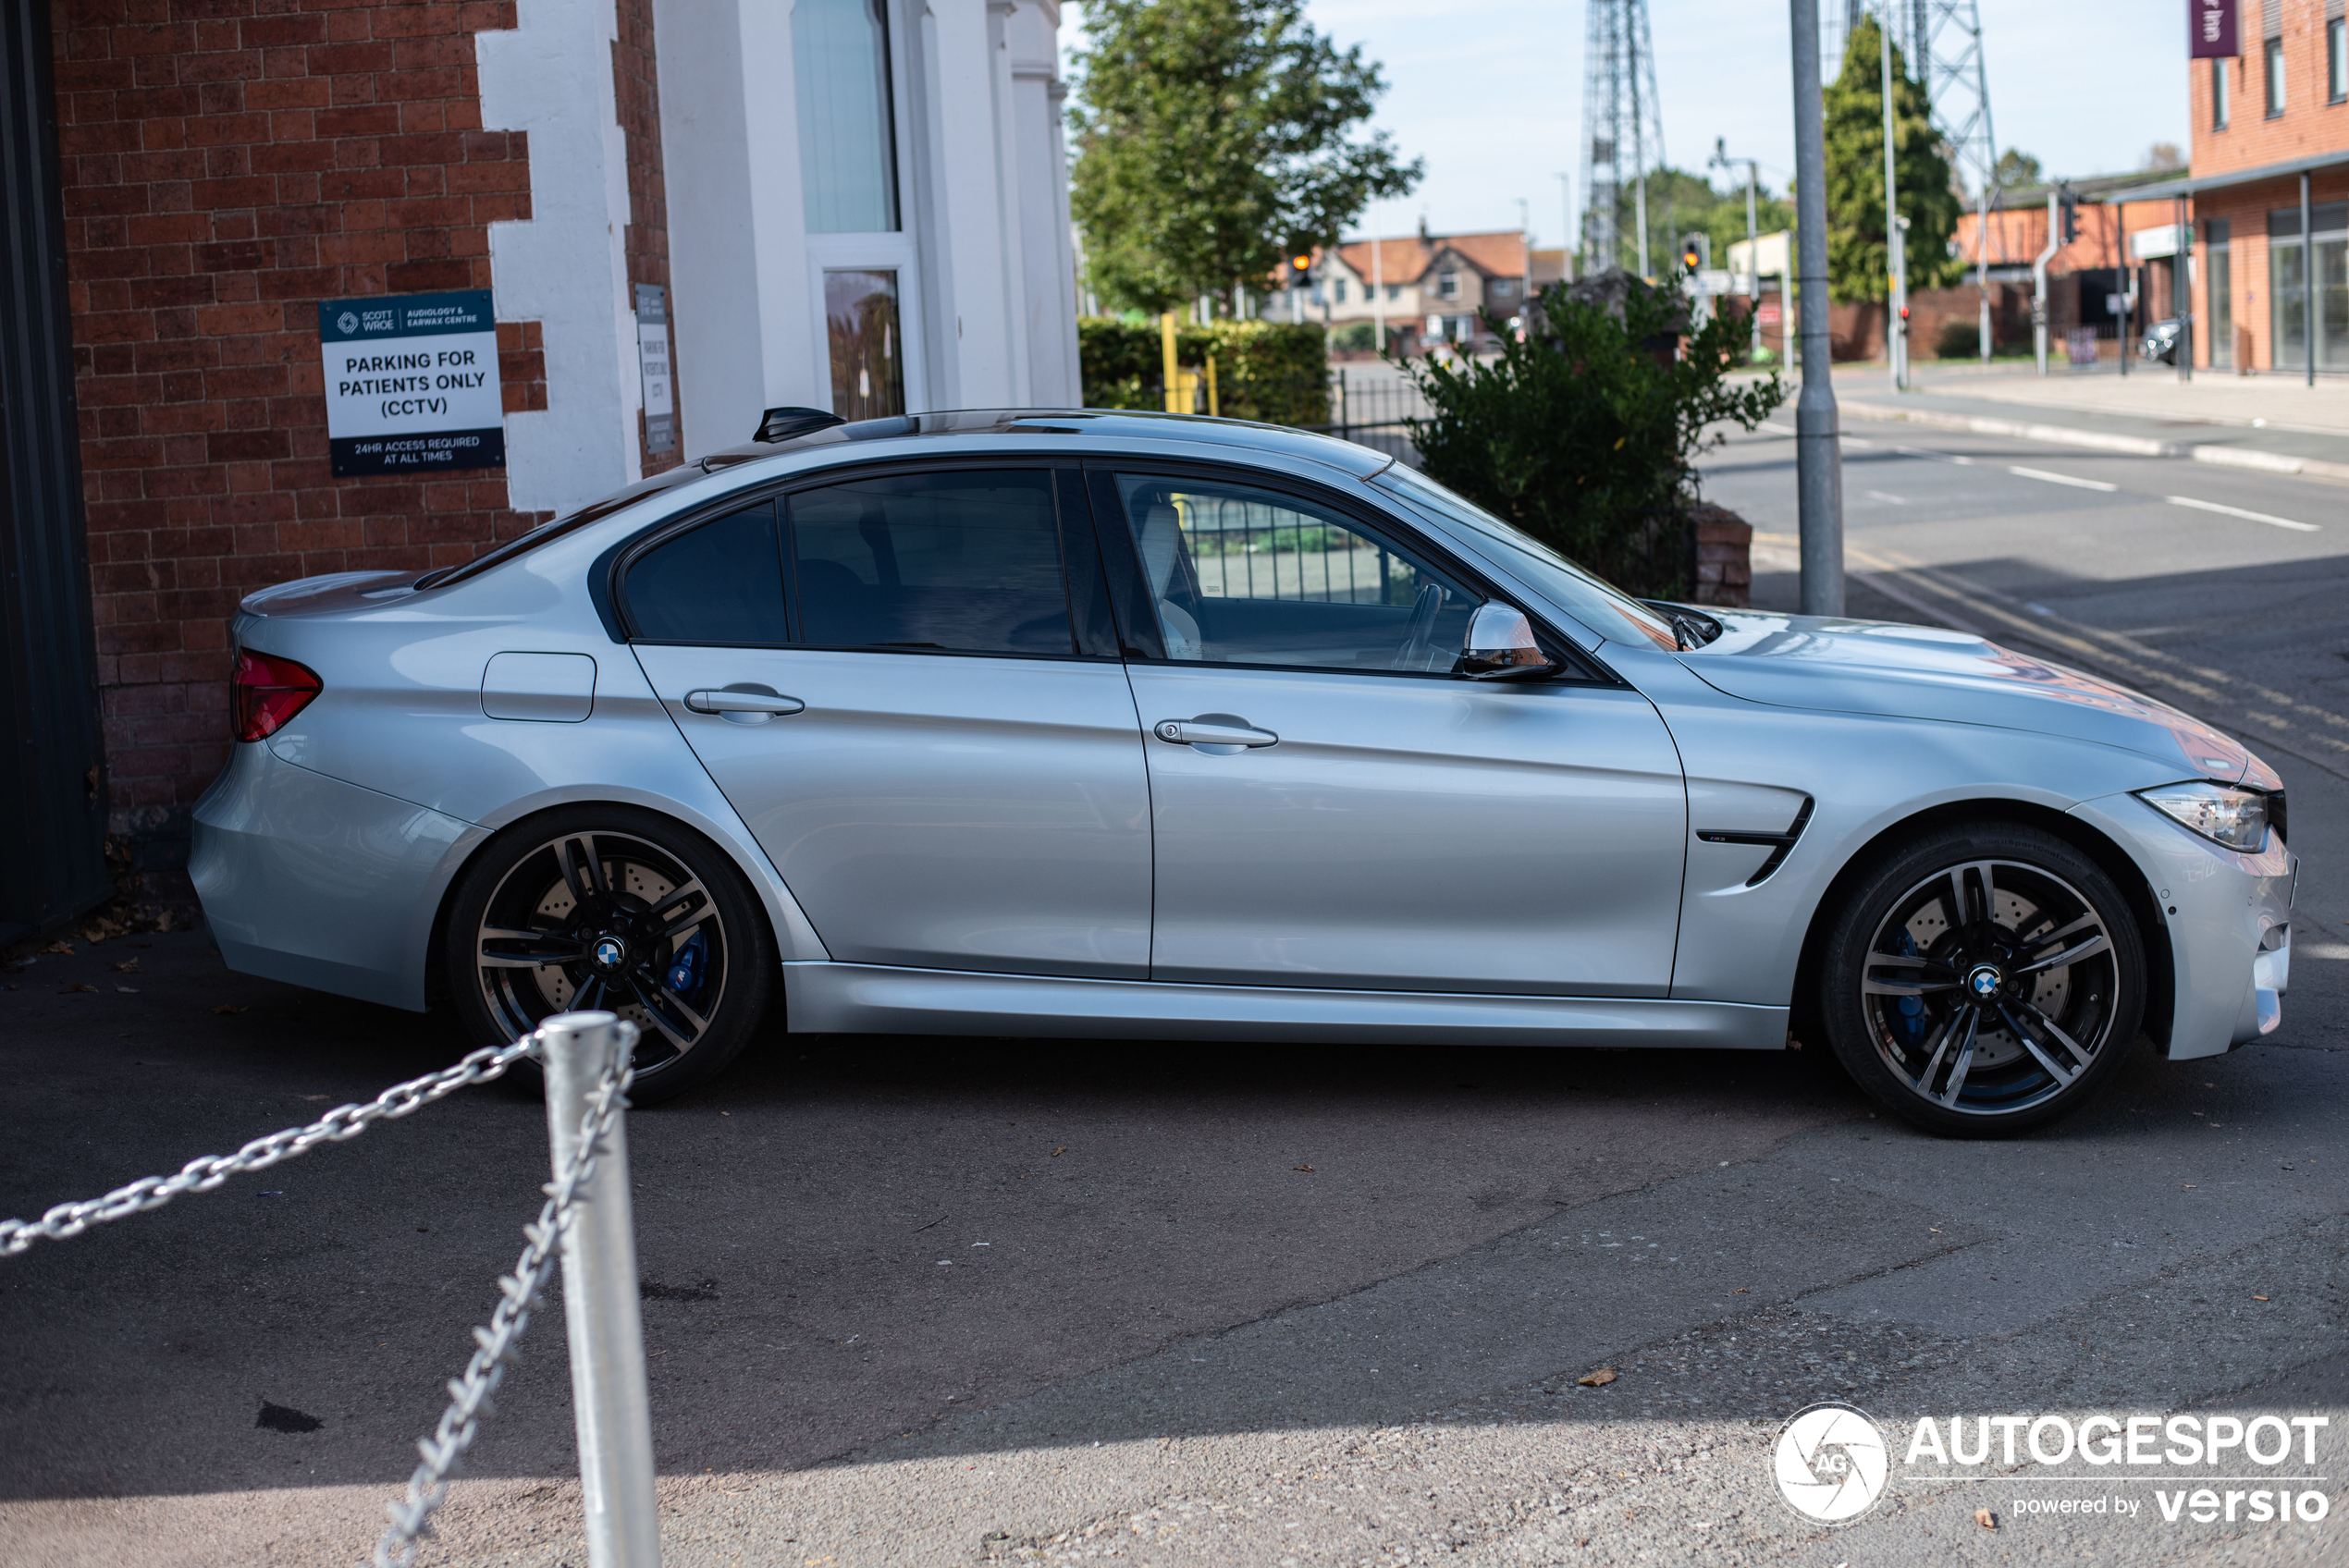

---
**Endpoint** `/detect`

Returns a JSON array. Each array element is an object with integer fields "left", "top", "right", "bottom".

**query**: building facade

[
  {"left": 0, "top": 0, "right": 1078, "bottom": 930},
  {"left": 2138, "top": 0, "right": 2349, "bottom": 372},
  {"left": 1266, "top": 230, "right": 1567, "bottom": 355}
]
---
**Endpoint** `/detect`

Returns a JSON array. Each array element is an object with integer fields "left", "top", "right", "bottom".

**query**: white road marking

[
  {"left": 2008, "top": 465, "right": 2118, "bottom": 492},
  {"left": 2163, "top": 495, "right": 2320, "bottom": 532},
  {"left": 1894, "top": 445, "right": 1974, "bottom": 465},
  {"left": 1865, "top": 490, "right": 1909, "bottom": 505},
  {"left": 1760, "top": 421, "right": 1797, "bottom": 435}
]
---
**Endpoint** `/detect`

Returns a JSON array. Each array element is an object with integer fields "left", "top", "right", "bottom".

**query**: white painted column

[{"left": 476, "top": 0, "right": 643, "bottom": 512}]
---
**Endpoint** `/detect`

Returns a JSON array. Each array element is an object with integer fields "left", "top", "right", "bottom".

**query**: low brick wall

[{"left": 1689, "top": 503, "right": 1752, "bottom": 609}]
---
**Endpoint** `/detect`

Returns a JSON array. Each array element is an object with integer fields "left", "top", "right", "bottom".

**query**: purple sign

[{"left": 2191, "top": 2, "right": 2237, "bottom": 58}]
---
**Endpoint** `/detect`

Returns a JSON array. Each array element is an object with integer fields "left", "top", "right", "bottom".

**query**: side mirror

[{"left": 1457, "top": 603, "right": 1559, "bottom": 680}]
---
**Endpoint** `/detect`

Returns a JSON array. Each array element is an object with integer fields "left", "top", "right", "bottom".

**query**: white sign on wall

[
  {"left": 318, "top": 289, "right": 505, "bottom": 476},
  {"left": 634, "top": 284, "right": 675, "bottom": 455}
]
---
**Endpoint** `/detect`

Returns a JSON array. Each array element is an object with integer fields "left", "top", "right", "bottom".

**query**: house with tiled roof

[{"left": 1263, "top": 227, "right": 1568, "bottom": 354}]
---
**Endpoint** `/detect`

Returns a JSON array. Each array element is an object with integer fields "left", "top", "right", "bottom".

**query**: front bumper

[
  {"left": 2071, "top": 793, "right": 2297, "bottom": 1060},
  {"left": 191, "top": 741, "right": 484, "bottom": 1011}
]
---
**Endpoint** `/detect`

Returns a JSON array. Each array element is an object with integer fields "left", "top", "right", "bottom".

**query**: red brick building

[
  {"left": 2136, "top": 0, "right": 2349, "bottom": 372},
  {"left": 0, "top": 0, "right": 1083, "bottom": 938}
]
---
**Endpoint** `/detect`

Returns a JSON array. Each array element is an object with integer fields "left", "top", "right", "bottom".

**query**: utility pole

[
  {"left": 1880, "top": 18, "right": 1906, "bottom": 391},
  {"left": 1556, "top": 172, "right": 1575, "bottom": 280},
  {"left": 1635, "top": 178, "right": 1651, "bottom": 278},
  {"left": 2031, "top": 190, "right": 2057, "bottom": 374},
  {"left": 1517, "top": 197, "right": 1532, "bottom": 336},
  {"left": 1371, "top": 231, "right": 1386, "bottom": 355},
  {"left": 1580, "top": 0, "right": 1666, "bottom": 277},
  {"left": 1714, "top": 138, "right": 1764, "bottom": 362},
  {"left": 1791, "top": 0, "right": 1843, "bottom": 617}
]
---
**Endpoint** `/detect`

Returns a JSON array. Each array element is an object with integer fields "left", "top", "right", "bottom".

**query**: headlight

[{"left": 2137, "top": 780, "right": 2269, "bottom": 851}]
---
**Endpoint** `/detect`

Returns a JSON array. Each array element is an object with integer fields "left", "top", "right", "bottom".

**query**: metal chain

[
  {"left": 0, "top": 1038, "right": 538, "bottom": 1257},
  {"left": 374, "top": 1027, "right": 637, "bottom": 1568}
]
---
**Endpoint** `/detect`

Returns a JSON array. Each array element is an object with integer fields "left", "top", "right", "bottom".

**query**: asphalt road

[{"left": 2, "top": 417, "right": 2345, "bottom": 1567}]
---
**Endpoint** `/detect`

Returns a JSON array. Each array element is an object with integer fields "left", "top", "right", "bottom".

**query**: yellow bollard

[
  {"left": 1160, "top": 312, "right": 1180, "bottom": 413},
  {"left": 1205, "top": 354, "right": 1219, "bottom": 417}
]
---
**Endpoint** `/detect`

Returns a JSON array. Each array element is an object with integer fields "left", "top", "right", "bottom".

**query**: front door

[
  {"left": 1094, "top": 466, "right": 1686, "bottom": 995},
  {"left": 629, "top": 466, "right": 1151, "bottom": 977}
]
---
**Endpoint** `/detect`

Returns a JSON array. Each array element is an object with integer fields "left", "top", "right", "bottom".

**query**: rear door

[
  {"left": 1091, "top": 463, "right": 1687, "bottom": 996},
  {"left": 628, "top": 464, "right": 1153, "bottom": 977}
]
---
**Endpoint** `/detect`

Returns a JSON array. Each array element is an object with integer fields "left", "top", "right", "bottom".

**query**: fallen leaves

[
  {"left": 1050, "top": 1146, "right": 1067, "bottom": 1158},
  {"left": 213, "top": 1003, "right": 249, "bottom": 1016},
  {"left": 1577, "top": 1367, "right": 1617, "bottom": 1388},
  {"left": 1974, "top": 1507, "right": 1997, "bottom": 1529},
  {"left": 1292, "top": 1165, "right": 1315, "bottom": 1172},
  {"left": 60, "top": 982, "right": 97, "bottom": 994},
  {"left": 2254, "top": 1294, "right": 2271, "bottom": 1302},
  {"left": 40, "top": 941, "right": 72, "bottom": 955},
  {"left": 110, "top": 959, "right": 139, "bottom": 974}
]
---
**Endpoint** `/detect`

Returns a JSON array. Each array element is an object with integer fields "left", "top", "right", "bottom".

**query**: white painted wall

[{"left": 476, "top": 0, "right": 643, "bottom": 514}]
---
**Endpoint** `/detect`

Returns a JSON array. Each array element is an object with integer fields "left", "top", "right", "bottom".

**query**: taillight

[{"left": 231, "top": 649, "right": 322, "bottom": 741}]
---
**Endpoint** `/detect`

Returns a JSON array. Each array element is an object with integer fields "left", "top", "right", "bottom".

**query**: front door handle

[
  {"left": 684, "top": 687, "right": 806, "bottom": 719},
  {"left": 1153, "top": 717, "right": 1278, "bottom": 748}
]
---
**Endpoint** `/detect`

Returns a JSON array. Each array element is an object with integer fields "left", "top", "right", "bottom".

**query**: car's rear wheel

[
  {"left": 1818, "top": 821, "right": 2145, "bottom": 1136},
  {"left": 444, "top": 805, "right": 775, "bottom": 1104}
]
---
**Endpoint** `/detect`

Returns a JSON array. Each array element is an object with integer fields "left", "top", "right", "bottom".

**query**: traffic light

[
  {"left": 2059, "top": 189, "right": 2079, "bottom": 245},
  {"left": 1288, "top": 252, "right": 1312, "bottom": 285},
  {"left": 1679, "top": 233, "right": 1711, "bottom": 273},
  {"left": 1682, "top": 240, "right": 1701, "bottom": 272}
]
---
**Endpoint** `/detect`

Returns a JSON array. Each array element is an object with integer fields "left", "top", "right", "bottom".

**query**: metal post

[
  {"left": 2176, "top": 194, "right": 2193, "bottom": 385},
  {"left": 2032, "top": 192, "right": 2058, "bottom": 375},
  {"left": 1371, "top": 233, "right": 1385, "bottom": 355},
  {"left": 1557, "top": 171, "right": 1575, "bottom": 281},
  {"left": 1976, "top": 186, "right": 1992, "bottom": 361},
  {"left": 2302, "top": 171, "right": 2315, "bottom": 386},
  {"left": 1880, "top": 17, "right": 1903, "bottom": 392},
  {"left": 1790, "top": 0, "right": 1843, "bottom": 618},
  {"left": 541, "top": 1012, "right": 661, "bottom": 1568},
  {"left": 1635, "top": 175, "right": 1650, "bottom": 279},
  {"left": 1745, "top": 159, "right": 1761, "bottom": 361}
]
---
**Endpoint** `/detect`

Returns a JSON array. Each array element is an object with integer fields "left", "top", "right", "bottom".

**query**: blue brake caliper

[
  {"left": 1889, "top": 926, "right": 1928, "bottom": 1052},
  {"left": 665, "top": 930, "right": 708, "bottom": 1002}
]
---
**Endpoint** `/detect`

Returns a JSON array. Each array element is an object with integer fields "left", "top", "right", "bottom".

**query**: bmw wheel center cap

[
  {"left": 592, "top": 935, "right": 629, "bottom": 972},
  {"left": 1967, "top": 963, "right": 2003, "bottom": 999}
]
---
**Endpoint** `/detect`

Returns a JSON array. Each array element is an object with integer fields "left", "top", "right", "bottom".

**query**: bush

[
  {"left": 1332, "top": 321, "right": 1378, "bottom": 352},
  {"left": 1405, "top": 272, "right": 1784, "bottom": 599},
  {"left": 1934, "top": 316, "right": 1981, "bottom": 360},
  {"left": 1078, "top": 317, "right": 1328, "bottom": 427}
]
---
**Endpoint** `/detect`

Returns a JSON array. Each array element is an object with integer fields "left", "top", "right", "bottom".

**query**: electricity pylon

[{"left": 1578, "top": 0, "right": 1666, "bottom": 279}]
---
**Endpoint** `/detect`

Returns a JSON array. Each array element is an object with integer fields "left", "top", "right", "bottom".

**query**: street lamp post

[
  {"left": 1789, "top": 0, "right": 1843, "bottom": 616},
  {"left": 1713, "top": 137, "right": 1763, "bottom": 362}
]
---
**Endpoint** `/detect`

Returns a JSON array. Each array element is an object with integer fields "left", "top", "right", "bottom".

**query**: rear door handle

[
  {"left": 684, "top": 687, "right": 806, "bottom": 717},
  {"left": 1153, "top": 717, "right": 1278, "bottom": 748}
]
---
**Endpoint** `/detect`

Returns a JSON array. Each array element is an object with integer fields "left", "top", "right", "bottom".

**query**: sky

[{"left": 1063, "top": 2, "right": 2192, "bottom": 247}]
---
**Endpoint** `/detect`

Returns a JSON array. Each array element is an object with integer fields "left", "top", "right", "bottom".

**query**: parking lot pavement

[{"left": 6, "top": 425, "right": 2346, "bottom": 1566}]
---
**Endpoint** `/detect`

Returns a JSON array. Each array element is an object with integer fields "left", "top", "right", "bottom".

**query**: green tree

[
  {"left": 1590, "top": 166, "right": 1795, "bottom": 280},
  {"left": 1067, "top": 0, "right": 1420, "bottom": 315},
  {"left": 1992, "top": 148, "right": 2044, "bottom": 190},
  {"left": 1821, "top": 16, "right": 1962, "bottom": 303}
]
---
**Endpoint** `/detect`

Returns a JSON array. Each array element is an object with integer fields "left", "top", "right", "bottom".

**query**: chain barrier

[
  {"left": 375, "top": 1027, "right": 636, "bottom": 1568},
  {"left": 0, "top": 1016, "right": 642, "bottom": 1568},
  {"left": 0, "top": 1039, "right": 537, "bottom": 1256}
]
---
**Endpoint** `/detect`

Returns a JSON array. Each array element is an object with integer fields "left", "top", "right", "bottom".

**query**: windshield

[
  {"left": 1373, "top": 466, "right": 1679, "bottom": 651},
  {"left": 413, "top": 463, "right": 707, "bottom": 590}
]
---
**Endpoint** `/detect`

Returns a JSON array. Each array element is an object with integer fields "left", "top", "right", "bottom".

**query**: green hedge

[{"left": 1078, "top": 318, "right": 1328, "bottom": 427}]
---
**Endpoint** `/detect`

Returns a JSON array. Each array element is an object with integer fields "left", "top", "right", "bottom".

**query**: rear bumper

[
  {"left": 190, "top": 741, "right": 483, "bottom": 1011},
  {"left": 2070, "top": 794, "right": 2296, "bottom": 1061}
]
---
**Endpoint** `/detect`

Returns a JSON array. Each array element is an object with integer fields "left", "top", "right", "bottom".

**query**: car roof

[{"left": 695, "top": 408, "right": 1399, "bottom": 481}]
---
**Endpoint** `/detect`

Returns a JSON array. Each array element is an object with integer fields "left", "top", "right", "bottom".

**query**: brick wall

[
  {"left": 2192, "top": 0, "right": 2349, "bottom": 177},
  {"left": 613, "top": 0, "right": 679, "bottom": 472},
  {"left": 49, "top": 0, "right": 547, "bottom": 873}
]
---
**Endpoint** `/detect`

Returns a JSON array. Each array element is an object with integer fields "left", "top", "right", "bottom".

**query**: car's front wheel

[
  {"left": 1818, "top": 820, "right": 2146, "bottom": 1136},
  {"left": 444, "top": 805, "right": 776, "bottom": 1104}
]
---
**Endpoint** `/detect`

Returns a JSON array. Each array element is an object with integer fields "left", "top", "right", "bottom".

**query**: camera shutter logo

[{"left": 1774, "top": 1403, "right": 1890, "bottom": 1523}]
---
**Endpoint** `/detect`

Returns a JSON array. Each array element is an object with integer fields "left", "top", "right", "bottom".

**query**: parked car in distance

[
  {"left": 192, "top": 409, "right": 2295, "bottom": 1135},
  {"left": 2139, "top": 318, "right": 2183, "bottom": 364}
]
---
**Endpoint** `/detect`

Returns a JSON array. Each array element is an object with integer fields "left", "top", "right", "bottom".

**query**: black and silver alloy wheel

[
  {"left": 445, "top": 805, "right": 775, "bottom": 1103},
  {"left": 1821, "top": 823, "right": 2145, "bottom": 1135}
]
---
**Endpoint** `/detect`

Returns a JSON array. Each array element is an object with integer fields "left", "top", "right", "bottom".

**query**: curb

[{"left": 1839, "top": 399, "right": 2349, "bottom": 484}]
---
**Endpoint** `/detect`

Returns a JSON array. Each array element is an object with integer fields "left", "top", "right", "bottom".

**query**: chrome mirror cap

[{"left": 1457, "top": 603, "right": 1559, "bottom": 679}]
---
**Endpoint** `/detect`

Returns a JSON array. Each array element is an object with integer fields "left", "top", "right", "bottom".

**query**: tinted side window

[
  {"left": 1108, "top": 472, "right": 1480, "bottom": 672},
  {"left": 625, "top": 500, "right": 789, "bottom": 643},
  {"left": 787, "top": 470, "right": 1074, "bottom": 655}
]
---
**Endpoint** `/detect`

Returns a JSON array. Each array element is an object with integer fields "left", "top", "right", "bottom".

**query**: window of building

[
  {"left": 1385, "top": 283, "right": 1402, "bottom": 300},
  {"left": 1437, "top": 271, "right": 1460, "bottom": 300},
  {"left": 625, "top": 502, "right": 790, "bottom": 644},
  {"left": 794, "top": 0, "right": 900, "bottom": 233},
  {"left": 1334, "top": 278, "right": 1348, "bottom": 303},
  {"left": 1493, "top": 278, "right": 1517, "bottom": 299},
  {"left": 787, "top": 470, "right": 1074, "bottom": 655},
  {"left": 2213, "top": 55, "right": 2231, "bottom": 128},
  {"left": 2330, "top": 16, "right": 2347, "bottom": 103},
  {"left": 2206, "top": 220, "right": 2232, "bottom": 368},
  {"left": 823, "top": 269, "right": 904, "bottom": 418},
  {"left": 2266, "top": 34, "right": 2286, "bottom": 116}
]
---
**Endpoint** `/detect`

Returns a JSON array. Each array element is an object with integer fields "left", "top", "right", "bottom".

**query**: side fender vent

[{"left": 1696, "top": 796, "right": 1815, "bottom": 888}]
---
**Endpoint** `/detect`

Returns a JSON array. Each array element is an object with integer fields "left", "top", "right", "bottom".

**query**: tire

[
  {"left": 444, "top": 804, "right": 776, "bottom": 1105},
  {"left": 1817, "top": 820, "right": 2145, "bottom": 1137}
]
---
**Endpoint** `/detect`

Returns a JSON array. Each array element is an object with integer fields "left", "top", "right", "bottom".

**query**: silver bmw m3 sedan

[{"left": 191, "top": 410, "right": 2297, "bottom": 1134}]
